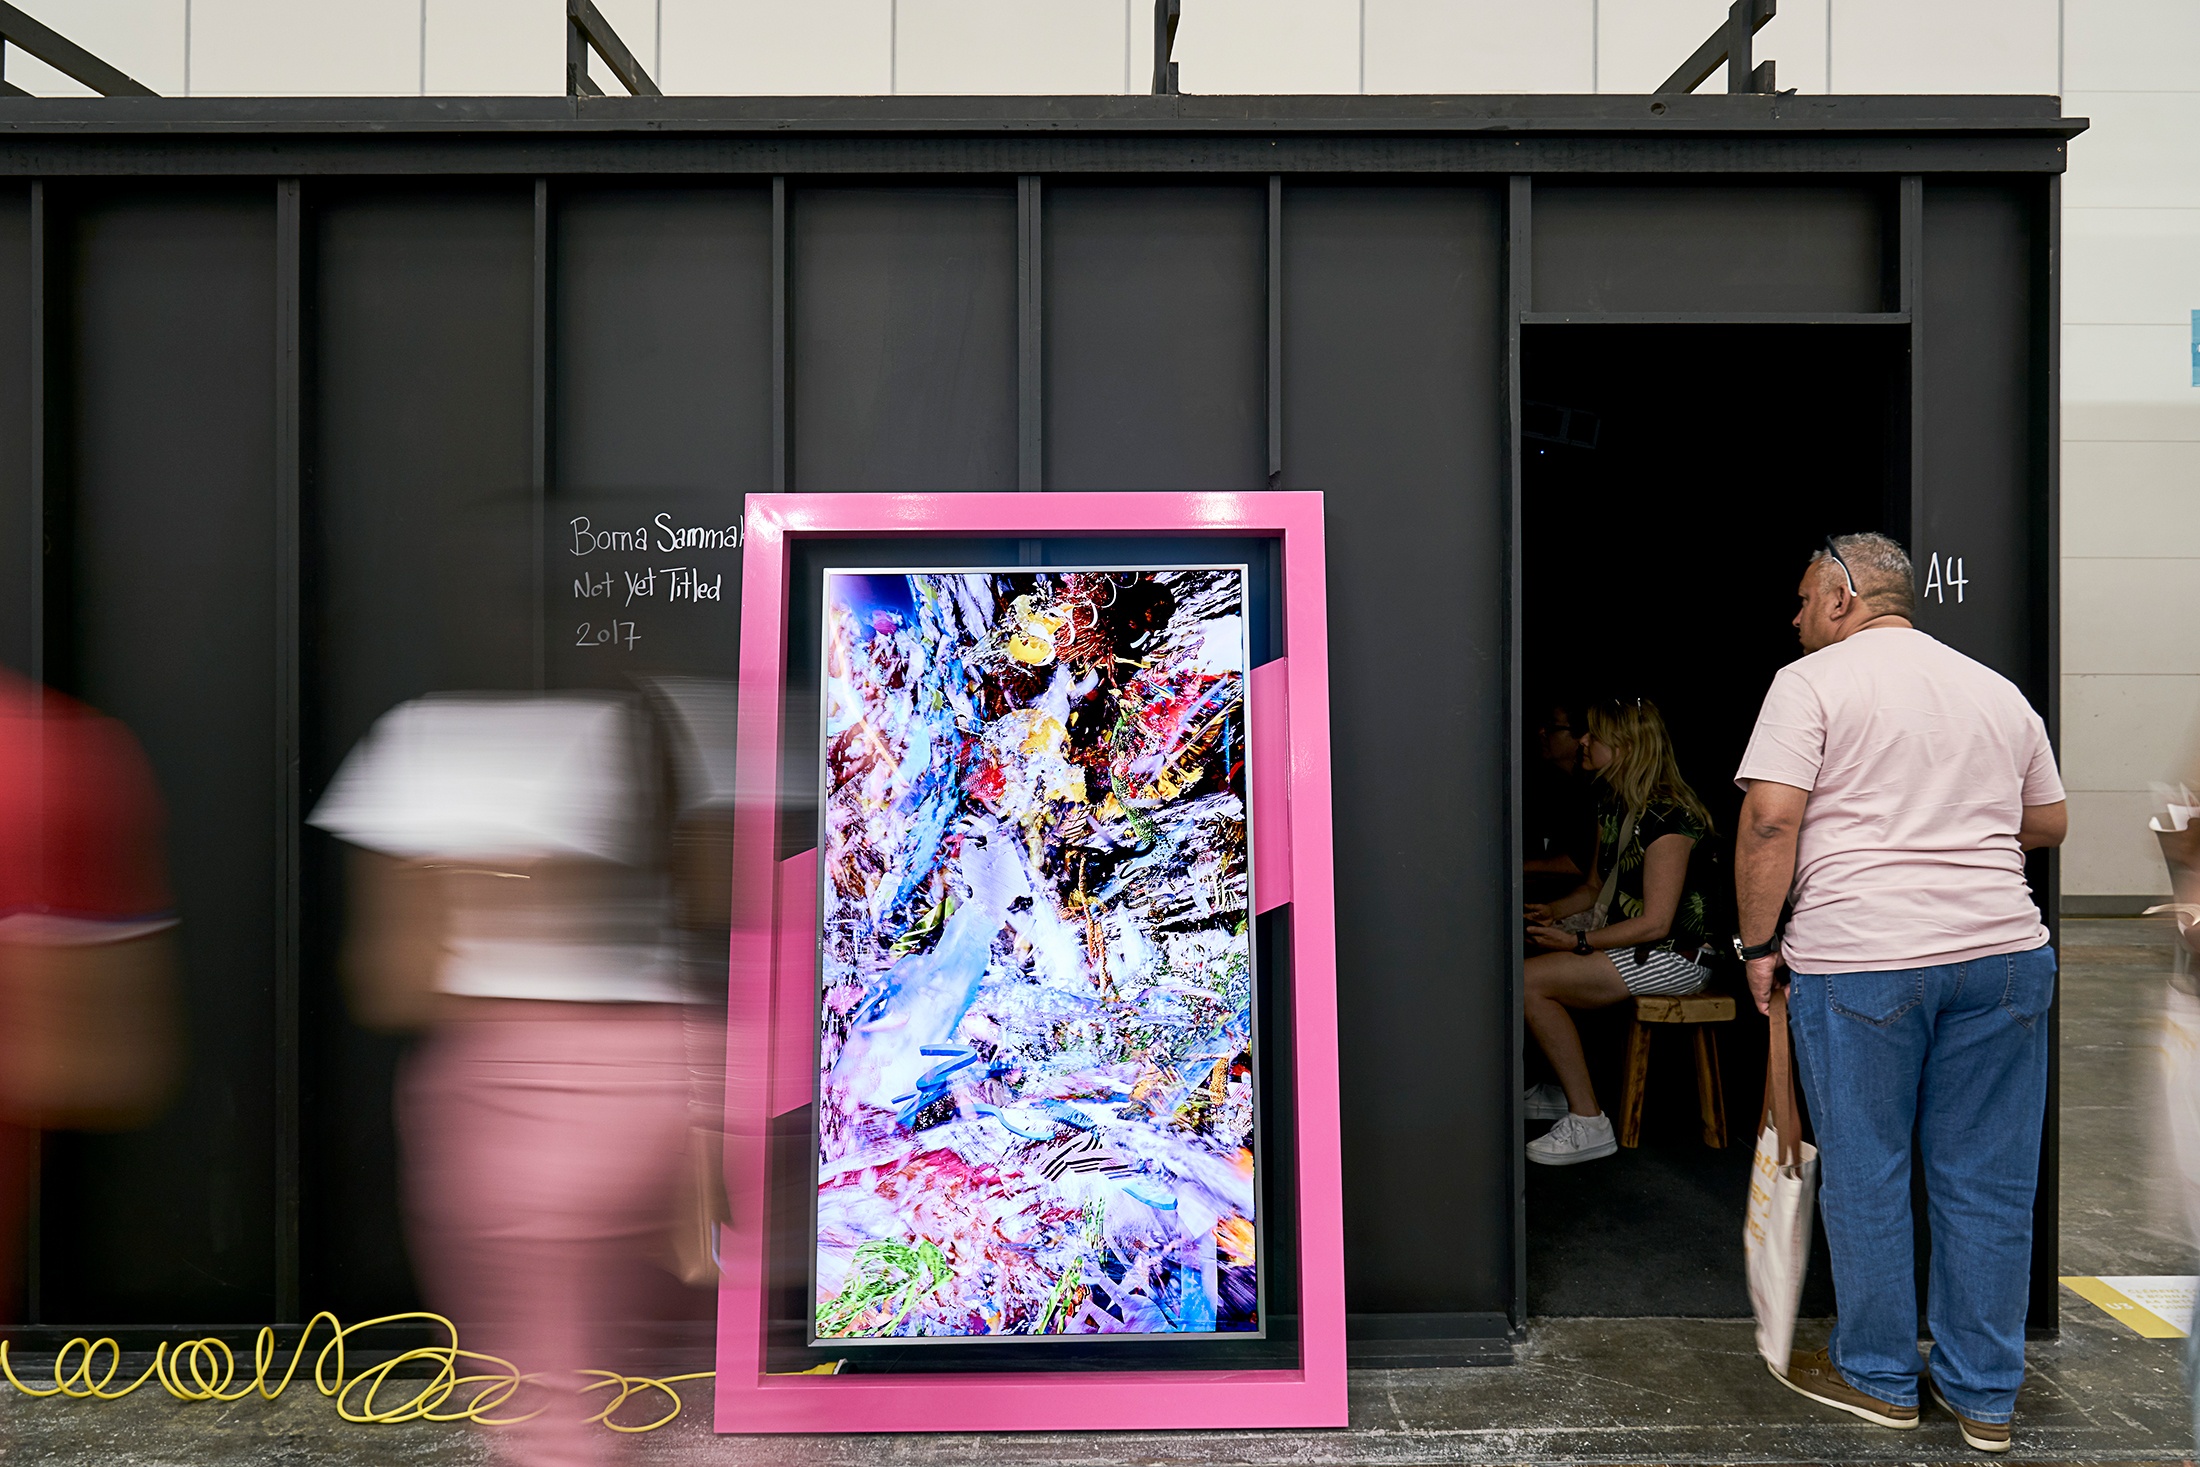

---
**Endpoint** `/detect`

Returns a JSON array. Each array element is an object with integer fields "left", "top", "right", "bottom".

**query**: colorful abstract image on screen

[{"left": 812, "top": 566, "right": 1257, "bottom": 1342}]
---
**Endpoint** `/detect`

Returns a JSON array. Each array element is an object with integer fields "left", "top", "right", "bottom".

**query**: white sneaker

[
  {"left": 1526, "top": 1111, "right": 1617, "bottom": 1166},
  {"left": 1523, "top": 1083, "right": 1570, "bottom": 1121}
]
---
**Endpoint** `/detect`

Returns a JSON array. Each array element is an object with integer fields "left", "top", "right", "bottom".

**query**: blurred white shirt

[{"left": 311, "top": 695, "right": 687, "bottom": 1003}]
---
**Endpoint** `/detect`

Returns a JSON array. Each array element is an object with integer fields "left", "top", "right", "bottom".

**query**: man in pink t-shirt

[{"left": 1734, "top": 533, "right": 2065, "bottom": 1452}]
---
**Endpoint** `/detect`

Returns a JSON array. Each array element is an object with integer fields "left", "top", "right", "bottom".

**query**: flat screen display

[{"left": 811, "top": 566, "right": 1259, "bottom": 1343}]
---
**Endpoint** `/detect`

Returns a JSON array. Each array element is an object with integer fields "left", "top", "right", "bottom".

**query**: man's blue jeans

[{"left": 1785, "top": 944, "right": 2056, "bottom": 1424}]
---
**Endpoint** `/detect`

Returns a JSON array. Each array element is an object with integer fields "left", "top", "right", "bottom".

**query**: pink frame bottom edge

[{"left": 712, "top": 1371, "right": 1346, "bottom": 1435}]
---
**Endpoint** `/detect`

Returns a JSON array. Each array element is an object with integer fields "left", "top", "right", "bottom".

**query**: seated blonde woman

[{"left": 1520, "top": 697, "right": 1714, "bottom": 1166}]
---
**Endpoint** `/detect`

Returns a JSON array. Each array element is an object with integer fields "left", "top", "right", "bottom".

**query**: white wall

[
  {"left": 2059, "top": 0, "right": 2200, "bottom": 898},
  {"left": 6, "top": 0, "right": 2192, "bottom": 898}
]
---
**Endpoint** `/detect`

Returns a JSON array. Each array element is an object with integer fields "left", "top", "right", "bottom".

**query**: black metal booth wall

[{"left": 0, "top": 94, "right": 2078, "bottom": 1348}]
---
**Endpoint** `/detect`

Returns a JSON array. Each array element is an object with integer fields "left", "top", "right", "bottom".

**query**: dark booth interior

[{"left": 1520, "top": 322, "right": 1906, "bottom": 1319}]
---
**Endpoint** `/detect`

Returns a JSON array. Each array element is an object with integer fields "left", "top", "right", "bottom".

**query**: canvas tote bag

[{"left": 1745, "top": 983, "right": 1819, "bottom": 1375}]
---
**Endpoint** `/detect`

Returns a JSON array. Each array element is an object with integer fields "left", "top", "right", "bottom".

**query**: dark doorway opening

[{"left": 1520, "top": 323, "right": 1906, "bottom": 1318}]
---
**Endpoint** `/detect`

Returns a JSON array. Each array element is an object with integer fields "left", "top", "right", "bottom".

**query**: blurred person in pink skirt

[{"left": 313, "top": 690, "right": 726, "bottom": 1466}]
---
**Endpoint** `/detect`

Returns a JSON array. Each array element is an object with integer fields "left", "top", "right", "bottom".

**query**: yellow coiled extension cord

[{"left": 0, "top": 1312, "right": 714, "bottom": 1433}]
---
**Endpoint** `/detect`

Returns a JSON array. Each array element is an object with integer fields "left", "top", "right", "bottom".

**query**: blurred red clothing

[
  {"left": 0, "top": 669, "right": 174, "bottom": 1321},
  {"left": 0, "top": 670, "right": 170, "bottom": 934}
]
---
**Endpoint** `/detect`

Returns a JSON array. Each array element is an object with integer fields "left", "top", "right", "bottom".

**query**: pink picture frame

[{"left": 715, "top": 491, "right": 1345, "bottom": 1433}]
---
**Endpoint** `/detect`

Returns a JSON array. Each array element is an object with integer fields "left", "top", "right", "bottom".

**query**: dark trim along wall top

[
  {"left": 2064, "top": 896, "right": 2175, "bottom": 918},
  {"left": 0, "top": 94, "right": 2085, "bottom": 178}
]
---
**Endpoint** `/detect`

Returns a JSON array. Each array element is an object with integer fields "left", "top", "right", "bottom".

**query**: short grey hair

[{"left": 1815, "top": 531, "right": 1915, "bottom": 617}]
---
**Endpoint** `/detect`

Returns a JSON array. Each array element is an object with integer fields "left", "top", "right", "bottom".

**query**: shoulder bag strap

[
  {"left": 1588, "top": 807, "right": 1640, "bottom": 926},
  {"left": 1763, "top": 983, "right": 1804, "bottom": 1167}
]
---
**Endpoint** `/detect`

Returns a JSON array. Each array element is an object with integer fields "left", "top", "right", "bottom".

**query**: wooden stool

[{"left": 1617, "top": 993, "right": 1736, "bottom": 1149}]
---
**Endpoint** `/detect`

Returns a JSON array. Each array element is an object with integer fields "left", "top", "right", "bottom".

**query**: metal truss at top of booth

[{"left": 0, "top": 1, "right": 155, "bottom": 99}]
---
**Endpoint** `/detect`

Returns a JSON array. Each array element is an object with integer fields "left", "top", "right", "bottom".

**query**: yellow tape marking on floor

[{"left": 2061, "top": 1276, "right": 2188, "bottom": 1339}]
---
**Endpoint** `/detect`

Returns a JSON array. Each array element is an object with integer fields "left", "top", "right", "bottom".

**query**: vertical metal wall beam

[
  {"left": 531, "top": 178, "right": 550, "bottom": 690},
  {"left": 27, "top": 179, "right": 44, "bottom": 695},
  {"left": 1502, "top": 172, "right": 1531, "bottom": 1336},
  {"left": 1151, "top": 0, "right": 1180, "bottom": 94},
  {"left": 1726, "top": 0, "right": 1754, "bottom": 93},
  {"left": 2039, "top": 173, "right": 2060, "bottom": 751},
  {"left": 1900, "top": 175, "right": 1923, "bottom": 553},
  {"left": 772, "top": 175, "right": 788, "bottom": 494},
  {"left": 2032, "top": 169, "right": 2063, "bottom": 1335},
  {"left": 272, "top": 176, "right": 303, "bottom": 1325},
  {"left": 24, "top": 177, "right": 45, "bottom": 1325},
  {"left": 1266, "top": 175, "right": 1282, "bottom": 488},
  {"left": 565, "top": 9, "right": 595, "bottom": 97},
  {"left": 1017, "top": 175, "right": 1041, "bottom": 492}
]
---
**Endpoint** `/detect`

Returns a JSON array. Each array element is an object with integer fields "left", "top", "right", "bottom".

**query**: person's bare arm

[
  {"left": 2017, "top": 800, "right": 2068, "bottom": 851},
  {"left": 672, "top": 809, "right": 735, "bottom": 931},
  {"left": 1527, "top": 834, "right": 1693, "bottom": 951},
  {"left": 0, "top": 930, "right": 180, "bottom": 1128},
  {"left": 1589, "top": 834, "right": 1692, "bottom": 946},
  {"left": 341, "top": 849, "right": 448, "bottom": 1033},
  {"left": 1736, "top": 780, "right": 1808, "bottom": 1015},
  {"left": 1537, "top": 876, "right": 1600, "bottom": 918},
  {"left": 1525, "top": 873, "right": 1601, "bottom": 926}
]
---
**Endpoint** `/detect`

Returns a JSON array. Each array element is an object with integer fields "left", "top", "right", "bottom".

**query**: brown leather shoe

[
  {"left": 1772, "top": 1346, "right": 1921, "bottom": 1429},
  {"left": 1929, "top": 1378, "right": 2013, "bottom": 1453}
]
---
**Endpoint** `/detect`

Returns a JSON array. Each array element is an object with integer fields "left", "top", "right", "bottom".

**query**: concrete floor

[{"left": 1, "top": 919, "right": 2190, "bottom": 1464}]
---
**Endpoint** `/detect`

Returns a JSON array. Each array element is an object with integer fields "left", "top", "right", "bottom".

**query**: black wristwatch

[
  {"left": 1574, "top": 935, "right": 1594, "bottom": 956},
  {"left": 1732, "top": 933, "right": 1779, "bottom": 963}
]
